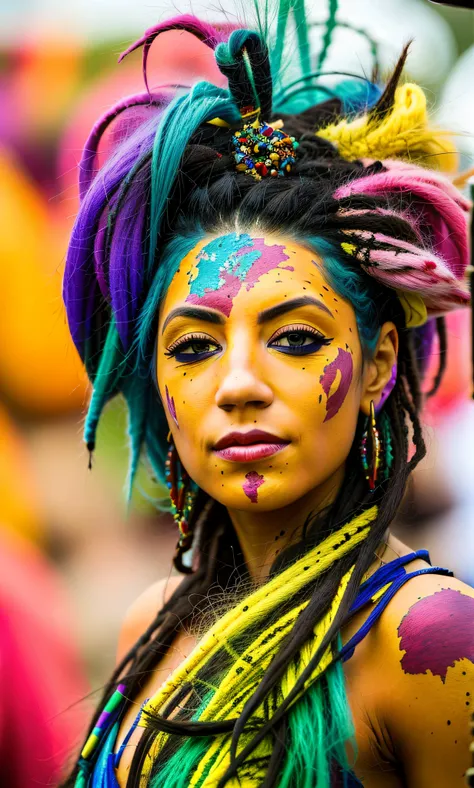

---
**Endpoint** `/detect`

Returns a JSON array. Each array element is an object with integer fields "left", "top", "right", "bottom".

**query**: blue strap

[
  {"left": 341, "top": 565, "right": 453, "bottom": 663},
  {"left": 86, "top": 699, "right": 150, "bottom": 786},
  {"left": 350, "top": 549, "right": 431, "bottom": 614},
  {"left": 114, "top": 698, "right": 150, "bottom": 768}
]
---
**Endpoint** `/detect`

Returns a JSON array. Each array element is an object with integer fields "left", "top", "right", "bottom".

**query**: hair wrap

[{"left": 334, "top": 158, "right": 471, "bottom": 320}]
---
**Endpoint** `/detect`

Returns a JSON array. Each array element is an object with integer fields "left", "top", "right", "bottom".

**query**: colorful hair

[{"left": 61, "top": 1, "right": 471, "bottom": 786}]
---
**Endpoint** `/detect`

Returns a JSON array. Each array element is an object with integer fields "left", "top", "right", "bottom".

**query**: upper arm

[
  {"left": 379, "top": 575, "right": 474, "bottom": 787},
  {"left": 116, "top": 574, "right": 183, "bottom": 664}
]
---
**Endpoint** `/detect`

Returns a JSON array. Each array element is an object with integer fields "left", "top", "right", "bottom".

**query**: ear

[{"left": 360, "top": 322, "right": 398, "bottom": 417}]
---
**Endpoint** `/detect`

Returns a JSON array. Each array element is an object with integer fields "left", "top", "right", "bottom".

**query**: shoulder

[
  {"left": 379, "top": 570, "right": 474, "bottom": 677},
  {"left": 375, "top": 571, "right": 474, "bottom": 785},
  {"left": 116, "top": 574, "right": 184, "bottom": 663}
]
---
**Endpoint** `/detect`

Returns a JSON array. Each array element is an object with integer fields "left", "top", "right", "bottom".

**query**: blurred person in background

[
  {"left": 0, "top": 403, "right": 89, "bottom": 786},
  {"left": 57, "top": 0, "right": 474, "bottom": 786}
]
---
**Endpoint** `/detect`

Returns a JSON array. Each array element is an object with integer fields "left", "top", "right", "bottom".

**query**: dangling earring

[
  {"left": 360, "top": 400, "right": 382, "bottom": 492},
  {"left": 165, "top": 431, "right": 198, "bottom": 573}
]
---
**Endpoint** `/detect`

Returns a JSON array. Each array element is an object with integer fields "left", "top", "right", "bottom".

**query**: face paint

[
  {"left": 242, "top": 471, "right": 265, "bottom": 503},
  {"left": 185, "top": 233, "right": 294, "bottom": 317},
  {"left": 319, "top": 348, "right": 353, "bottom": 423},
  {"left": 165, "top": 385, "right": 179, "bottom": 428},
  {"left": 398, "top": 589, "right": 474, "bottom": 683},
  {"left": 375, "top": 363, "right": 397, "bottom": 414},
  {"left": 159, "top": 234, "right": 364, "bottom": 514}
]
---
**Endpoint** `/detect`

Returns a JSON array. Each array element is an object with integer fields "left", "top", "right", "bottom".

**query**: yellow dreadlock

[{"left": 138, "top": 507, "right": 378, "bottom": 786}]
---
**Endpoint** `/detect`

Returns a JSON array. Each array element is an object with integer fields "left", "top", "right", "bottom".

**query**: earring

[
  {"left": 165, "top": 431, "right": 198, "bottom": 573},
  {"left": 360, "top": 400, "right": 382, "bottom": 492}
]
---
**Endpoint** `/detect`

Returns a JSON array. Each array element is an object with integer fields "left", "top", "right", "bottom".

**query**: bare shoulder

[
  {"left": 376, "top": 570, "right": 474, "bottom": 786},
  {"left": 379, "top": 570, "right": 474, "bottom": 664},
  {"left": 116, "top": 574, "right": 184, "bottom": 663}
]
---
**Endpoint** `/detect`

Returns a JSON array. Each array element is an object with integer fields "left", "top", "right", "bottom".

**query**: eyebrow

[
  {"left": 162, "top": 306, "right": 225, "bottom": 334},
  {"left": 257, "top": 295, "right": 334, "bottom": 323},
  {"left": 162, "top": 295, "right": 334, "bottom": 334}
]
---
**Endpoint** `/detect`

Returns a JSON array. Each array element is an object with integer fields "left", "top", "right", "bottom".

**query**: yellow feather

[{"left": 317, "top": 83, "right": 459, "bottom": 173}]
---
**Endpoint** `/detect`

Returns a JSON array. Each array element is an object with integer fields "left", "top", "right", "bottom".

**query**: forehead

[{"left": 160, "top": 232, "right": 348, "bottom": 320}]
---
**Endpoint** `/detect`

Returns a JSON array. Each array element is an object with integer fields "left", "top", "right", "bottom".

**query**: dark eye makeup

[
  {"left": 164, "top": 326, "right": 333, "bottom": 363},
  {"left": 268, "top": 324, "right": 333, "bottom": 356},
  {"left": 164, "top": 332, "right": 220, "bottom": 363}
]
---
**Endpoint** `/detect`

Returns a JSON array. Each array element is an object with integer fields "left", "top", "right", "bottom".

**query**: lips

[{"left": 213, "top": 429, "right": 290, "bottom": 463}]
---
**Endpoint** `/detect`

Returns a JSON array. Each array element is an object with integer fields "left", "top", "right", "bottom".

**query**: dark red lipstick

[{"left": 213, "top": 430, "right": 290, "bottom": 462}]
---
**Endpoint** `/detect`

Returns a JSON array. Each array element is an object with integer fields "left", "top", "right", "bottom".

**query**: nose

[{"left": 215, "top": 343, "right": 274, "bottom": 413}]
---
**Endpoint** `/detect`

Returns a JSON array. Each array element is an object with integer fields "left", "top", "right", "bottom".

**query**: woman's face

[{"left": 157, "top": 232, "right": 366, "bottom": 512}]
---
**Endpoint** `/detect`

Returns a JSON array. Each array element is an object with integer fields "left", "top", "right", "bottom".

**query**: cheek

[
  {"left": 165, "top": 385, "right": 179, "bottom": 428},
  {"left": 319, "top": 347, "right": 354, "bottom": 422},
  {"left": 160, "top": 370, "right": 199, "bottom": 433}
]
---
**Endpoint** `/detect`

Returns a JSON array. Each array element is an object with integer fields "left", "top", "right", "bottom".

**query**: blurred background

[{"left": 0, "top": 0, "right": 472, "bottom": 782}]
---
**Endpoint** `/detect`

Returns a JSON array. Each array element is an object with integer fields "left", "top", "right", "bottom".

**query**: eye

[
  {"left": 268, "top": 325, "right": 333, "bottom": 356},
  {"left": 164, "top": 333, "right": 221, "bottom": 363}
]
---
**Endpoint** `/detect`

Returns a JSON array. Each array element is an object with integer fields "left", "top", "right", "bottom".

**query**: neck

[{"left": 227, "top": 465, "right": 346, "bottom": 583}]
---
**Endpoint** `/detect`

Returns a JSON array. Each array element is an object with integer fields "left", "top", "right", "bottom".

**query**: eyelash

[
  {"left": 164, "top": 326, "right": 333, "bottom": 363},
  {"left": 268, "top": 324, "right": 333, "bottom": 355},
  {"left": 164, "top": 333, "right": 220, "bottom": 363}
]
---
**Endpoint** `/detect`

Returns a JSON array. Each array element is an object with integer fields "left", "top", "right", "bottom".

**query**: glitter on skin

[
  {"left": 242, "top": 471, "right": 265, "bottom": 503},
  {"left": 319, "top": 348, "right": 354, "bottom": 423},
  {"left": 165, "top": 385, "right": 179, "bottom": 428},
  {"left": 398, "top": 589, "right": 474, "bottom": 683},
  {"left": 185, "top": 233, "right": 294, "bottom": 317}
]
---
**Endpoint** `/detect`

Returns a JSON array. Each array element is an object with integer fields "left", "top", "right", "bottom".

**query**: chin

[{"left": 206, "top": 477, "right": 312, "bottom": 512}]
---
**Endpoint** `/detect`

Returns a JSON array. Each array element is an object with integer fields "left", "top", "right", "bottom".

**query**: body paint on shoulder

[
  {"left": 242, "top": 470, "right": 265, "bottom": 503},
  {"left": 319, "top": 347, "right": 353, "bottom": 422},
  {"left": 165, "top": 385, "right": 179, "bottom": 428},
  {"left": 398, "top": 589, "right": 474, "bottom": 682},
  {"left": 186, "top": 233, "right": 294, "bottom": 317}
]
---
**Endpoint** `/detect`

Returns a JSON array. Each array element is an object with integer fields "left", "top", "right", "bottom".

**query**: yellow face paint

[{"left": 157, "top": 233, "right": 364, "bottom": 512}]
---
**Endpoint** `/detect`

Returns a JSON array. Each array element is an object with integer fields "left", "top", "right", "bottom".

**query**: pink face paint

[
  {"left": 165, "top": 385, "right": 179, "bottom": 428},
  {"left": 242, "top": 470, "right": 265, "bottom": 503},
  {"left": 398, "top": 589, "right": 474, "bottom": 683},
  {"left": 186, "top": 233, "right": 294, "bottom": 317},
  {"left": 375, "top": 363, "right": 397, "bottom": 414},
  {"left": 319, "top": 348, "right": 353, "bottom": 423}
]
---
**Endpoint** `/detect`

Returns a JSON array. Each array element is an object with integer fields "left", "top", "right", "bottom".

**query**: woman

[{"left": 62, "top": 1, "right": 474, "bottom": 785}]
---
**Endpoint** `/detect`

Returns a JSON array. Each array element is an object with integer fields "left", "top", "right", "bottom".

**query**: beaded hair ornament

[{"left": 231, "top": 112, "right": 299, "bottom": 180}]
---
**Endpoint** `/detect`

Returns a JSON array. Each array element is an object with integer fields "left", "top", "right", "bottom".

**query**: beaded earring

[
  {"left": 360, "top": 400, "right": 382, "bottom": 492},
  {"left": 165, "top": 431, "right": 198, "bottom": 573}
]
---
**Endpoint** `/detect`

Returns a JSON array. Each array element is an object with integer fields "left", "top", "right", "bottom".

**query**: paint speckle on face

[
  {"left": 242, "top": 470, "right": 265, "bottom": 503},
  {"left": 185, "top": 234, "right": 294, "bottom": 317},
  {"left": 319, "top": 348, "right": 353, "bottom": 422},
  {"left": 398, "top": 589, "right": 474, "bottom": 683},
  {"left": 165, "top": 385, "right": 179, "bottom": 427}
]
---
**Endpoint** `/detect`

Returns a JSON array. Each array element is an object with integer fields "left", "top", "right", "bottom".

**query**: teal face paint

[{"left": 186, "top": 233, "right": 294, "bottom": 317}]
